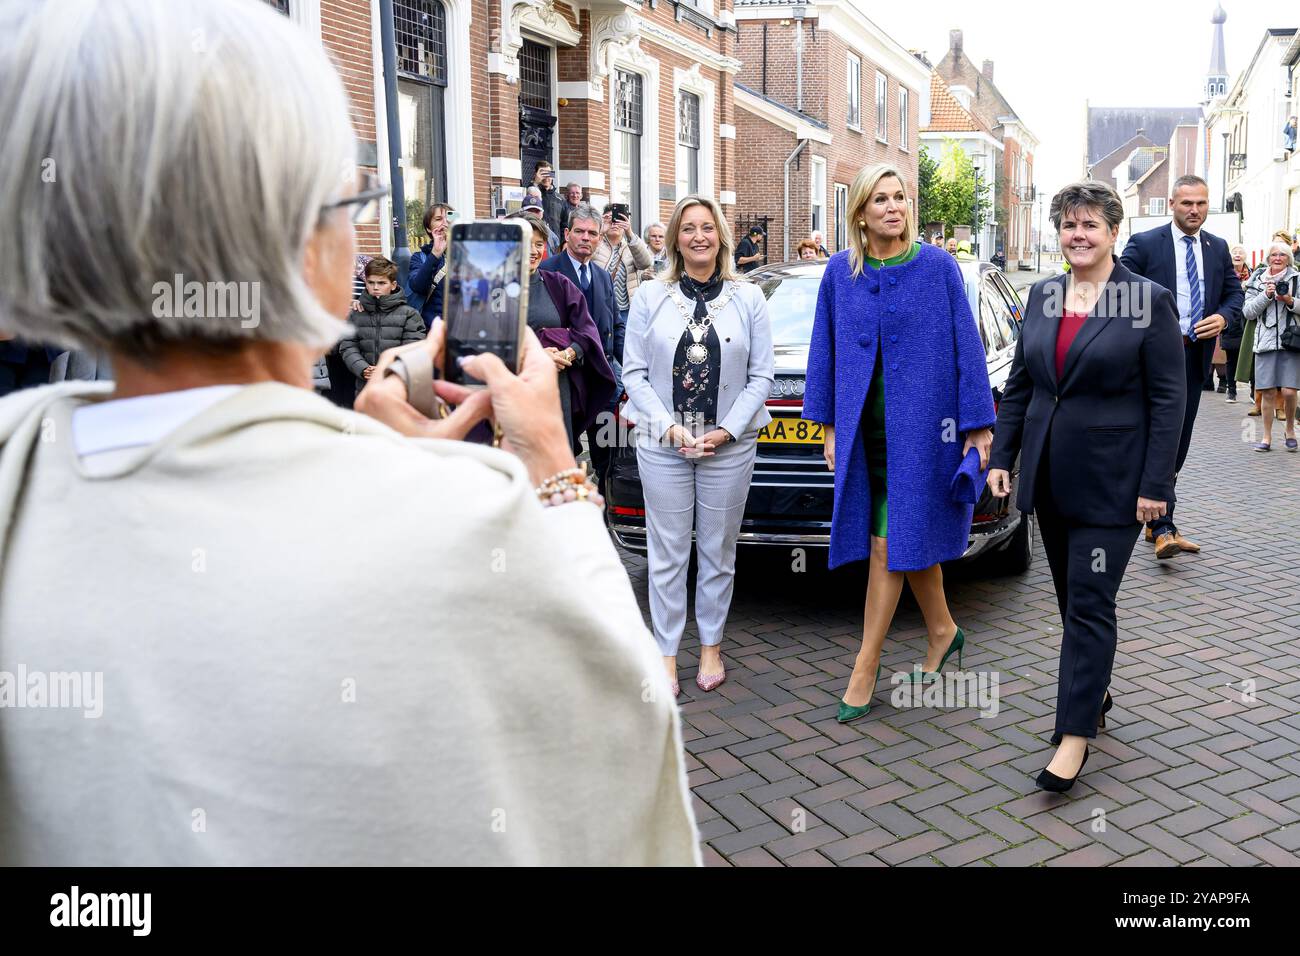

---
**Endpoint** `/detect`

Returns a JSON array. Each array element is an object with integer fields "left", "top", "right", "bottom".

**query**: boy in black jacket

[{"left": 339, "top": 256, "right": 425, "bottom": 394}]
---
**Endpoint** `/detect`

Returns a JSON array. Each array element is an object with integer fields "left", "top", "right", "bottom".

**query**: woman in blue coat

[{"left": 803, "top": 163, "right": 995, "bottom": 723}]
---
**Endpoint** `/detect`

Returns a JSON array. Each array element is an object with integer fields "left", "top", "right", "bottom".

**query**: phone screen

[{"left": 442, "top": 225, "right": 526, "bottom": 387}]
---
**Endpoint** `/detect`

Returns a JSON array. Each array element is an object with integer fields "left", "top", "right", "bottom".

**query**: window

[
  {"left": 898, "top": 87, "right": 909, "bottom": 150},
  {"left": 846, "top": 54, "right": 861, "bottom": 128},
  {"left": 518, "top": 40, "right": 551, "bottom": 112},
  {"left": 611, "top": 69, "right": 644, "bottom": 232},
  {"left": 395, "top": 0, "right": 451, "bottom": 240},
  {"left": 810, "top": 156, "right": 826, "bottom": 237},
  {"left": 262, "top": 0, "right": 290, "bottom": 13},
  {"left": 834, "top": 183, "right": 848, "bottom": 251},
  {"left": 676, "top": 91, "right": 701, "bottom": 198},
  {"left": 1149, "top": 197, "right": 1167, "bottom": 215},
  {"left": 875, "top": 72, "right": 888, "bottom": 141}
]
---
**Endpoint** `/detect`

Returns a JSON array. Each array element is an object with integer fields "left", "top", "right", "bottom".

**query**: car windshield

[
  {"left": 754, "top": 275, "right": 820, "bottom": 347},
  {"left": 755, "top": 270, "right": 982, "bottom": 347}
]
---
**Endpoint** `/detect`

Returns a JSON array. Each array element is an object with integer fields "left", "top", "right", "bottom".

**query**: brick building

[
  {"left": 731, "top": 0, "right": 930, "bottom": 262},
  {"left": 264, "top": 0, "right": 384, "bottom": 255},
  {"left": 267, "top": 0, "right": 740, "bottom": 255},
  {"left": 934, "top": 30, "right": 1037, "bottom": 269}
]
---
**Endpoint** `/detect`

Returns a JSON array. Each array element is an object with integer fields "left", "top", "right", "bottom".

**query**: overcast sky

[{"left": 865, "top": 0, "right": 1290, "bottom": 201}]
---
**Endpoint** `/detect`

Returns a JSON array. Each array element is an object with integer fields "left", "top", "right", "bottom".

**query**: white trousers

[{"left": 637, "top": 434, "right": 758, "bottom": 656}]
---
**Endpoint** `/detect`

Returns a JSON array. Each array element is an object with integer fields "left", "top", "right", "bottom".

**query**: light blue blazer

[{"left": 622, "top": 278, "right": 775, "bottom": 441}]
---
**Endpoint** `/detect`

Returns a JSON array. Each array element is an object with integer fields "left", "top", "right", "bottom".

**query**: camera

[
  {"left": 608, "top": 202, "right": 631, "bottom": 223},
  {"left": 1269, "top": 276, "right": 1293, "bottom": 298}
]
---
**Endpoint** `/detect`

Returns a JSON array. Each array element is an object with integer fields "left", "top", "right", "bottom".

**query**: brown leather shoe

[
  {"left": 1144, "top": 527, "right": 1155, "bottom": 543},
  {"left": 1173, "top": 534, "right": 1200, "bottom": 553},
  {"left": 1154, "top": 533, "right": 1181, "bottom": 559}
]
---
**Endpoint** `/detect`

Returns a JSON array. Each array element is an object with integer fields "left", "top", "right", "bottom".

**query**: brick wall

[
  {"left": 320, "top": 0, "right": 380, "bottom": 252},
  {"left": 734, "top": 17, "right": 920, "bottom": 262}
]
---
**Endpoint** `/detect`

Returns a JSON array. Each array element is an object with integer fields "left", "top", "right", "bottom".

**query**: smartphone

[
  {"left": 439, "top": 220, "right": 528, "bottom": 388},
  {"left": 608, "top": 202, "right": 631, "bottom": 223}
]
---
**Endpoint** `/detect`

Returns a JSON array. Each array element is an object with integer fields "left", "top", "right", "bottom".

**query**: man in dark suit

[
  {"left": 538, "top": 202, "right": 624, "bottom": 490},
  {"left": 1119, "top": 174, "right": 1243, "bottom": 560}
]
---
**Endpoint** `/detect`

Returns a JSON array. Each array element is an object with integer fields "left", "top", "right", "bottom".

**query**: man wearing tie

[
  {"left": 1120, "top": 175, "right": 1244, "bottom": 559},
  {"left": 538, "top": 203, "right": 623, "bottom": 489}
]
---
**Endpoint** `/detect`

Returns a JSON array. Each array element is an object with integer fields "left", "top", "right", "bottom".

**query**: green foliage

[
  {"left": 918, "top": 140, "right": 994, "bottom": 238},
  {"left": 406, "top": 198, "right": 426, "bottom": 251}
]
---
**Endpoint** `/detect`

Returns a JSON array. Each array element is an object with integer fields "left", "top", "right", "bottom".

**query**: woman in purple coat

[{"left": 803, "top": 164, "right": 995, "bottom": 723}]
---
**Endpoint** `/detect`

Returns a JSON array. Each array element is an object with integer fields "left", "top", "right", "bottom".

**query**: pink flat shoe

[
  {"left": 671, "top": 679, "right": 680, "bottom": 698},
  {"left": 695, "top": 669, "right": 726, "bottom": 692}
]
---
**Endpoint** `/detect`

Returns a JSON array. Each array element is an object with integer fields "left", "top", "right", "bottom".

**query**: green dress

[{"left": 861, "top": 242, "right": 920, "bottom": 538}]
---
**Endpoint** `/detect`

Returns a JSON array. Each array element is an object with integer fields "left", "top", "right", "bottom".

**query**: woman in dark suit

[{"left": 987, "top": 180, "right": 1185, "bottom": 792}]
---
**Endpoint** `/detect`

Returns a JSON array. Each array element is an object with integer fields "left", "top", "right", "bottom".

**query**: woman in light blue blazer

[{"left": 622, "top": 195, "right": 775, "bottom": 697}]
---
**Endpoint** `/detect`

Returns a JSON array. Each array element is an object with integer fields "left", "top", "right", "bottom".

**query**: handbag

[{"left": 1281, "top": 311, "right": 1300, "bottom": 352}]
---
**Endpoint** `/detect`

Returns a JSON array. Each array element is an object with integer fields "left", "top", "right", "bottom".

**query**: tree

[{"left": 917, "top": 140, "right": 993, "bottom": 239}]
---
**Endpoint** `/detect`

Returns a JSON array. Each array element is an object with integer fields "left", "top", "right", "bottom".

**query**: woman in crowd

[
  {"left": 622, "top": 196, "right": 775, "bottom": 696},
  {"left": 510, "top": 211, "right": 616, "bottom": 448},
  {"left": 1243, "top": 241, "right": 1300, "bottom": 451},
  {"left": 988, "top": 181, "right": 1184, "bottom": 792},
  {"left": 408, "top": 203, "right": 454, "bottom": 330},
  {"left": 407, "top": 202, "right": 454, "bottom": 320},
  {"left": 0, "top": 0, "right": 697, "bottom": 865},
  {"left": 1221, "top": 244, "right": 1253, "bottom": 404},
  {"left": 796, "top": 239, "right": 820, "bottom": 261},
  {"left": 802, "top": 163, "right": 995, "bottom": 724}
]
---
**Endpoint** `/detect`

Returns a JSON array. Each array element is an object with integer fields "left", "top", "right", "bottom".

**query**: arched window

[{"left": 394, "top": 0, "right": 450, "bottom": 241}]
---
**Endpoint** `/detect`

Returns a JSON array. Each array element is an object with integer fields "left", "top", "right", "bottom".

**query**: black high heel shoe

[
  {"left": 1098, "top": 691, "right": 1113, "bottom": 730},
  {"left": 1035, "top": 746, "right": 1088, "bottom": 793}
]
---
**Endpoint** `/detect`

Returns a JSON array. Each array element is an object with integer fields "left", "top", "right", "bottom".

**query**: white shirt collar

[{"left": 1171, "top": 220, "right": 1201, "bottom": 245}]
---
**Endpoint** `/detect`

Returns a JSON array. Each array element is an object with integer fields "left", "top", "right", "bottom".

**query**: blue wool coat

[{"left": 803, "top": 244, "right": 996, "bottom": 571}]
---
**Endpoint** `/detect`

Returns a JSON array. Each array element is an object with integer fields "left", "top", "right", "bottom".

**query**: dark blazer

[
  {"left": 1119, "top": 224, "right": 1243, "bottom": 372},
  {"left": 538, "top": 252, "right": 622, "bottom": 363},
  {"left": 989, "top": 259, "right": 1186, "bottom": 526}
]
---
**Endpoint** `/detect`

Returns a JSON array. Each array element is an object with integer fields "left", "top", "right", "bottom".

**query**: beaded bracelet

[{"left": 535, "top": 466, "right": 605, "bottom": 510}]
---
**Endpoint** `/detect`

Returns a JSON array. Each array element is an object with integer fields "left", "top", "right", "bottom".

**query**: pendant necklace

[{"left": 669, "top": 280, "right": 736, "bottom": 365}]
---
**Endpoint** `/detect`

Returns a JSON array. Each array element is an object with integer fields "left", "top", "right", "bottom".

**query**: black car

[{"left": 606, "top": 257, "right": 1035, "bottom": 575}]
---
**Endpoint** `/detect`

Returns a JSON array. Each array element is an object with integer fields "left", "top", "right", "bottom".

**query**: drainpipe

[
  {"left": 784, "top": 139, "right": 808, "bottom": 261},
  {"left": 793, "top": 6, "right": 805, "bottom": 113}
]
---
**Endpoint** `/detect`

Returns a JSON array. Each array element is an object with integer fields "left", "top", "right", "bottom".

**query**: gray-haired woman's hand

[
  {"left": 355, "top": 323, "right": 492, "bottom": 441},
  {"left": 459, "top": 326, "right": 579, "bottom": 484}
]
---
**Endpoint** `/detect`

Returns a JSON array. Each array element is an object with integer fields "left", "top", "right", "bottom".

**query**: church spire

[{"left": 1206, "top": 4, "right": 1228, "bottom": 101}]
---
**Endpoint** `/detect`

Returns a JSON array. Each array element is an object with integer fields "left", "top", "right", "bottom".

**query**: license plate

[{"left": 758, "top": 418, "right": 824, "bottom": 445}]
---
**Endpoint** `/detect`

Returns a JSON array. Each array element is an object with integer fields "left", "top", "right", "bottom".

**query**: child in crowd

[{"left": 338, "top": 256, "right": 426, "bottom": 394}]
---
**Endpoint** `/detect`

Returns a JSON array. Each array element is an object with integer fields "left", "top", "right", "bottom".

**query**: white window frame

[
  {"left": 673, "top": 64, "right": 716, "bottom": 203},
  {"left": 846, "top": 53, "right": 862, "bottom": 131},
  {"left": 1149, "top": 197, "right": 1167, "bottom": 215},
  {"left": 834, "top": 182, "right": 849, "bottom": 251},
  {"left": 875, "top": 72, "right": 888, "bottom": 142},
  {"left": 608, "top": 48, "right": 661, "bottom": 230},
  {"left": 675, "top": 89, "right": 701, "bottom": 199},
  {"left": 810, "top": 155, "right": 827, "bottom": 237},
  {"left": 898, "top": 86, "right": 909, "bottom": 151}
]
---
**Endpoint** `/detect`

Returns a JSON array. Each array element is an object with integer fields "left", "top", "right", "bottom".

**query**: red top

[{"left": 1056, "top": 310, "right": 1089, "bottom": 381}]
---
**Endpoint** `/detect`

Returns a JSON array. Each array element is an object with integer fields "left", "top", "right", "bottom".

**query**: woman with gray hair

[
  {"left": 0, "top": 0, "right": 696, "bottom": 866},
  {"left": 1242, "top": 241, "right": 1300, "bottom": 451},
  {"left": 989, "top": 180, "right": 1185, "bottom": 792}
]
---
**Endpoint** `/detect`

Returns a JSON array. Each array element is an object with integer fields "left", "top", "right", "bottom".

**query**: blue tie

[
  {"left": 578, "top": 263, "right": 589, "bottom": 291},
  {"left": 1183, "top": 235, "right": 1203, "bottom": 337}
]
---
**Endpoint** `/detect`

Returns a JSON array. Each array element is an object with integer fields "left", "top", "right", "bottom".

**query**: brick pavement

[{"left": 617, "top": 393, "right": 1300, "bottom": 866}]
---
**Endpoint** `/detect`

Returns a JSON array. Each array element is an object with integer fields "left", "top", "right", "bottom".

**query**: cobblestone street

[{"left": 619, "top": 392, "right": 1300, "bottom": 866}]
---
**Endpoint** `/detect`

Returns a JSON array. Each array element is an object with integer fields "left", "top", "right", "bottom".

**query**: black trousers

[
  {"left": 1036, "top": 443, "right": 1141, "bottom": 744},
  {"left": 1148, "top": 337, "right": 1207, "bottom": 538},
  {"left": 1223, "top": 346, "right": 1239, "bottom": 397}
]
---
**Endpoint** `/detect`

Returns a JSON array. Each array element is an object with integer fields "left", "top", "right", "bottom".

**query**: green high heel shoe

[
  {"left": 837, "top": 664, "right": 882, "bottom": 723},
  {"left": 902, "top": 627, "right": 966, "bottom": 683}
]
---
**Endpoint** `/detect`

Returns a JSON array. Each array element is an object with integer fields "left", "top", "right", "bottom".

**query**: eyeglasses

[{"left": 320, "top": 171, "right": 390, "bottom": 224}]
